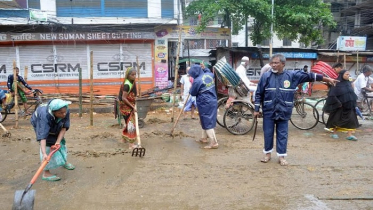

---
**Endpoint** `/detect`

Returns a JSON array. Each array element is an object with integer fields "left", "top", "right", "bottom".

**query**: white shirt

[
  {"left": 236, "top": 64, "right": 251, "bottom": 88},
  {"left": 236, "top": 63, "right": 257, "bottom": 101},
  {"left": 180, "top": 74, "right": 192, "bottom": 99},
  {"left": 260, "top": 64, "right": 272, "bottom": 78},
  {"left": 353, "top": 73, "right": 372, "bottom": 101}
]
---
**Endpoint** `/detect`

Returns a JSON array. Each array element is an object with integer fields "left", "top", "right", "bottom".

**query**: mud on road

[{"left": 1, "top": 110, "right": 373, "bottom": 210}]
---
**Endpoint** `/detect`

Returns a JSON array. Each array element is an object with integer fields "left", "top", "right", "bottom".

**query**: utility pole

[
  {"left": 171, "top": 0, "right": 183, "bottom": 123},
  {"left": 245, "top": 15, "right": 248, "bottom": 47},
  {"left": 269, "top": 0, "right": 274, "bottom": 57}
]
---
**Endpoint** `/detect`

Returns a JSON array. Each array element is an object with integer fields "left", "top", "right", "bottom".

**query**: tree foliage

[{"left": 185, "top": 0, "right": 336, "bottom": 46}]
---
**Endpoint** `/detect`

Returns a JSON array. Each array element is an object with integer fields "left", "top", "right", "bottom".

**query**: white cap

[{"left": 242, "top": 56, "right": 250, "bottom": 61}]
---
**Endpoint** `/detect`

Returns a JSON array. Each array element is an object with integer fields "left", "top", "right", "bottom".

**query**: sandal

[
  {"left": 195, "top": 139, "right": 208, "bottom": 144},
  {"left": 330, "top": 134, "right": 339, "bottom": 139},
  {"left": 42, "top": 175, "right": 61, "bottom": 181},
  {"left": 279, "top": 158, "right": 288, "bottom": 166},
  {"left": 260, "top": 155, "right": 271, "bottom": 163},
  {"left": 324, "top": 128, "right": 333, "bottom": 133},
  {"left": 203, "top": 144, "right": 219, "bottom": 149},
  {"left": 346, "top": 136, "right": 358, "bottom": 141},
  {"left": 63, "top": 163, "right": 75, "bottom": 170}
]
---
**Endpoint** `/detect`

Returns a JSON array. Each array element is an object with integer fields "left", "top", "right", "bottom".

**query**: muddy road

[{"left": 1, "top": 109, "right": 373, "bottom": 210}]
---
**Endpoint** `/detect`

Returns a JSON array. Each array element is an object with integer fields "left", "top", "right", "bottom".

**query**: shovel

[
  {"left": 12, "top": 144, "right": 61, "bottom": 210},
  {"left": 170, "top": 94, "right": 190, "bottom": 138},
  {"left": 132, "top": 104, "right": 145, "bottom": 157}
]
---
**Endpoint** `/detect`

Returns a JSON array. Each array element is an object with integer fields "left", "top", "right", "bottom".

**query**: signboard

[
  {"left": 0, "top": 32, "right": 156, "bottom": 42},
  {"left": 29, "top": 9, "right": 48, "bottom": 22},
  {"left": 337, "top": 36, "right": 367, "bottom": 51},
  {"left": 252, "top": 52, "right": 317, "bottom": 59},
  {"left": 155, "top": 26, "right": 230, "bottom": 39}
]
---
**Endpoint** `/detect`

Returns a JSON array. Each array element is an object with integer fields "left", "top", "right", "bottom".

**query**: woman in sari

[
  {"left": 119, "top": 67, "right": 138, "bottom": 149},
  {"left": 323, "top": 70, "right": 359, "bottom": 141}
]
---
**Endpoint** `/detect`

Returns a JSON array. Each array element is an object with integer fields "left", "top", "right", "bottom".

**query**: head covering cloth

[
  {"left": 124, "top": 67, "right": 137, "bottom": 95},
  {"left": 49, "top": 99, "right": 69, "bottom": 112}
]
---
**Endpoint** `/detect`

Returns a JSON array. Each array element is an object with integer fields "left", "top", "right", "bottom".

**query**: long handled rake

[
  {"left": 0, "top": 122, "right": 11, "bottom": 137},
  {"left": 132, "top": 104, "right": 145, "bottom": 157}
]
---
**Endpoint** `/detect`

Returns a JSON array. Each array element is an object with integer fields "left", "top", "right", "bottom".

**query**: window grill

[
  {"left": 185, "top": 39, "right": 205, "bottom": 49},
  {"left": 207, "top": 39, "right": 227, "bottom": 48}
]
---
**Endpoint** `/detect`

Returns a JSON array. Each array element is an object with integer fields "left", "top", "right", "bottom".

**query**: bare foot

[
  {"left": 43, "top": 170, "right": 53, "bottom": 177},
  {"left": 129, "top": 143, "right": 140, "bottom": 150}
]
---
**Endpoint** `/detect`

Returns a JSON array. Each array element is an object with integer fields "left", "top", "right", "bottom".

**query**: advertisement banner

[
  {"left": 337, "top": 36, "right": 367, "bottom": 51},
  {"left": 154, "top": 39, "right": 168, "bottom": 89},
  {"left": 0, "top": 44, "right": 152, "bottom": 81}
]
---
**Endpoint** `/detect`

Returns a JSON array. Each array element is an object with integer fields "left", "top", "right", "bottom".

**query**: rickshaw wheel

[{"left": 223, "top": 101, "right": 255, "bottom": 135}]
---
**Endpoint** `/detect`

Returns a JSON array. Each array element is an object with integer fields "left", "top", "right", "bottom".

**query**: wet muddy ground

[{"left": 1, "top": 107, "right": 373, "bottom": 210}]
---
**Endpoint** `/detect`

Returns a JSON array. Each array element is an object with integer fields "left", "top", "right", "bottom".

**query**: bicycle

[
  {"left": 289, "top": 92, "right": 320, "bottom": 130},
  {"left": 217, "top": 96, "right": 228, "bottom": 127},
  {"left": 0, "top": 89, "right": 43, "bottom": 123},
  {"left": 217, "top": 90, "right": 320, "bottom": 135},
  {"left": 314, "top": 98, "right": 329, "bottom": 124},
  {"left": 223, "top": 99, "right": 256, "bottom": 135},
  {"left": 360, "top": 90, "right": 373, "bottom": 118}
]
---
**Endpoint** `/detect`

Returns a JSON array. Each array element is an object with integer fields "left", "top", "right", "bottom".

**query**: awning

[{"left": 178, "top": 58, "right": 210, "bottom": 66}]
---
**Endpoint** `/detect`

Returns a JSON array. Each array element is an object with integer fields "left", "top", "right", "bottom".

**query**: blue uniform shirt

[{"left": 255, "top": 70, "right": 323, "bottom": 120}]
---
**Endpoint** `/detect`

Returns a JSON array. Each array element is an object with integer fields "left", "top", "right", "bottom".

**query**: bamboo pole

[
  {"left": 171, "top": 24, "right": 183, "bottom": 122},
  {"left": 89, "top": 51, "right": 94, "bottom": 126},
  {"left": 356, "top": 51, "right": 359, "bottom": 73},
  {"left": 78, "top": 67, "right": 83, "bottom": 117},
  {"left": 136, "top": 56, "right": 141, "bottom": 97},
  {"left": 343, "top": 53, "right": 346, "bottom": 68},
  {"left": 24, "top": 66, "right": 28, "bottom": 82},
  {"left": 12, "top": 61, "right": 18, "bottom": 128}
]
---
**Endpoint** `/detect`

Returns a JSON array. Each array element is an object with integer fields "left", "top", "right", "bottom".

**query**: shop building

[{"left": 0, "top": 0, "right": 230, "bottom": 95}]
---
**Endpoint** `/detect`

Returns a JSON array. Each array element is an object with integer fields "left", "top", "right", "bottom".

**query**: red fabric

[
  {"left": 189, "top": 76, "right": 194, "bottom": 84},
  {"left": 122, "top": 112, "right": 136, "bottom": 143},
  {"left": 311, "top": 61, "right": 338, "bottom": 79}
]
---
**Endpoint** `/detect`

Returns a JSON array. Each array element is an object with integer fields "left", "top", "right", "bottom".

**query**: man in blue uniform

[{"left": 254, "top": 54, "right": 337, "bottom": 166}]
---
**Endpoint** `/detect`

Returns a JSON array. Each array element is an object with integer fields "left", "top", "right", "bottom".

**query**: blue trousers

[{"left": 263, "top": 118, "right": 288, "bottom": 156}]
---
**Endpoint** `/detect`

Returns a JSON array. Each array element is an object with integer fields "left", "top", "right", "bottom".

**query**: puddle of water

[{"left": 298, "top": 194, "right": 330, "bottom": 210}]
